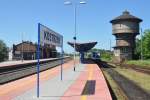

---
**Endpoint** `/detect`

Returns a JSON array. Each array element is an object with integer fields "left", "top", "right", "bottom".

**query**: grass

[
  {"left": 115, "top": 68, "right": 150, "bottom": 92},
  {"left": 126, "top": 60, "right": 150, "bottom": 68},
  {"left": 101, "top": 57, "right": 112, "bottom": 62},
  {"left": 103, "top": 71, "right": 128, "bottom": 100}
]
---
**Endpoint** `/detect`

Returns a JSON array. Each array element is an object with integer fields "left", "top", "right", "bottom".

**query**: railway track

[
  {"left": 0, "top": 57, "right": 71, "bottom": 85},
  {"left": 94, "top": 60, "right": 150, "bottom": 100},
  {"left": 106, "top": 62, "right": 150, "bottom": 75},
  {"left": 120, "top": 64, "right": 150, "bottom": 75}
]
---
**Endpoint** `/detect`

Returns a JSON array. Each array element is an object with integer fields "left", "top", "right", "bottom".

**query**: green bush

[{"left": 0, "top": 40, "right": 8, "bottom": 62}]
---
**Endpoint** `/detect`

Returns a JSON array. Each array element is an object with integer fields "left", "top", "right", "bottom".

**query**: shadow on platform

[{"left": 81, "top": 80, "right": 96, "bottom": 95}]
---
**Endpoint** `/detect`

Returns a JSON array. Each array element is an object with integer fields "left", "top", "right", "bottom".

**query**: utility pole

[
  {"left": 110, "top": 38, "right": 112, "bottom": 51},
  {"left": 21, "top": 33, "right": 24, "bottom": 62},
  {"left": 140, "top": 28, "right": 143, "bottom": 60}
]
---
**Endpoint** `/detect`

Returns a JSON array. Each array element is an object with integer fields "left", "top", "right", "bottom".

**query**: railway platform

[
  {"left": 0, "top": 58, "right": 60, "bottom": 68},
  {"left": 0, "top": 60, "right": 112, "bottom": 100}
]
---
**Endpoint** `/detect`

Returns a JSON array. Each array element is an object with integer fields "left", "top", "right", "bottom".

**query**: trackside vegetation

[{"left": 0, "top": 40, "right": 8, "bottom": 62}]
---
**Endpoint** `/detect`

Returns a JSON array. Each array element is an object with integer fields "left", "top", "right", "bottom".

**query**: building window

[{"left": 121, "top": 48, "right": 129, "bottom": 53}]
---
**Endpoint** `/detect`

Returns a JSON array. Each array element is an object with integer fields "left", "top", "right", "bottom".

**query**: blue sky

[{"left": 0, "top": 0, "right": 149, "bottom": 53}]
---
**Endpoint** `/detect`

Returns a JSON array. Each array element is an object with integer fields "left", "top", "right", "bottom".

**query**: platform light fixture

[
  {"left": 79, "top": 1, "right": 86, "bottom": 4},
  {"left": 64, "top": 1, "right": 72, "bottom": 5}
]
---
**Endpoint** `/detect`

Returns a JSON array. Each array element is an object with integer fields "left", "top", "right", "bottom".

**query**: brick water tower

[{"left": 110, "top": 11, "right": 142, "bottom": 62}]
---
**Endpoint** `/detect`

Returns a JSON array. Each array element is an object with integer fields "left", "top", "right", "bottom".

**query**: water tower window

[{"left": 121, "top": 47, "right": 129, "bottom": 53}]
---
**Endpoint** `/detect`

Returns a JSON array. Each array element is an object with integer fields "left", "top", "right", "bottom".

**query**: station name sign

[{"left": 39, "top": 24, "right": 63, "bottom": 47}]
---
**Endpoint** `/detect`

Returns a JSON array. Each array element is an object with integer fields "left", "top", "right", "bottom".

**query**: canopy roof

[{"left": 68, "top": 42, "right": 97, "bottom": 52}]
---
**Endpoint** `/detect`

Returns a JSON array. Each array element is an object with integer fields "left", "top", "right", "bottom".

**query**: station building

[{"left": 13, "top": 41, "right": 57, "bottom": 60}]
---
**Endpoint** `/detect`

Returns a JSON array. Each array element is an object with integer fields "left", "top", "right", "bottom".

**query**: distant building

[
  {"left": 110, "top": 11, "right": 142, "bottom": 62},
  {"left": 13, "top": 41, "right": 57, "bottom": 60}
]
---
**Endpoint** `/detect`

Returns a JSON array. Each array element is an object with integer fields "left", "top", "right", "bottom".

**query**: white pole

[
  {"left": 110, "top": 38, "right": 112, "bottom": 51},
  {"left": 140, "top": 28, "right": 143, "bottom": 60},
  {"left": 21, "top": 33, "right": 24, "bottom": 62}
]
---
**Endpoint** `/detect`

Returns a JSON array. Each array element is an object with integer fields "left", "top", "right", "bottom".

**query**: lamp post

[{"left": 64, "top": 0, "right": 86, "bottom": 71}]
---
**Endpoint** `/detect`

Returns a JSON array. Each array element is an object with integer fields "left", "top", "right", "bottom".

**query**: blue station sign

[{"left": 39, "top": 24, "right": 63, "bottom": 47}]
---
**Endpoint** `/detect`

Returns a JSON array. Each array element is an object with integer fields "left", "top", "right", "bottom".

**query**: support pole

[
  {"left": 37, "top": 23, "right": 40, "bottom": 98},
  {"left": 61, "top": 37, "right": 64, "bottom": 81}
]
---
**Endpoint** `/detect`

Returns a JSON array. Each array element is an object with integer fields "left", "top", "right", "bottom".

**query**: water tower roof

[{"left": 110, "top": 10, "right": 142, "bottom": 23}]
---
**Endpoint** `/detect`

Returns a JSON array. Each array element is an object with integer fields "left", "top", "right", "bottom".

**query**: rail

[{"left": 0, "top": 57, "right": 71, "bottom": 84}]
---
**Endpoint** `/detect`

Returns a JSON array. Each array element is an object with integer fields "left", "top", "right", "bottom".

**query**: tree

[
  {"left": 0, "top": 40, "right": 8, "bottom": 62},
  {"left": 135, "top": 39, "right": 141, "bottom": 59},
  {"left": 135, "top": 29, "right": 150, "bottom": 59},
  {"left": 142, "top": 29, "right": 150, "bottom": 59}
]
